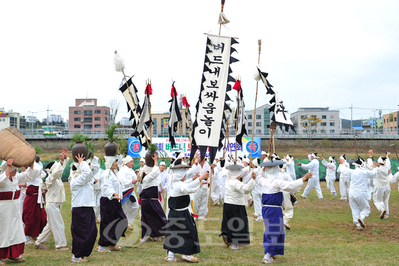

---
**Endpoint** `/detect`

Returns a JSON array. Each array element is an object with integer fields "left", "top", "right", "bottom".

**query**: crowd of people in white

[{"left": 0, "top": 147, "right": 398, "bottom": 264}]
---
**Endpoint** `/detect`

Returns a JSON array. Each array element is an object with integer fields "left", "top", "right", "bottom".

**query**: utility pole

[
  {"left": 350, "top": 103, "right": 353, "bottom": 134},
  {"left": 46, "top": 106, "right": 53, "bottom": 132}
]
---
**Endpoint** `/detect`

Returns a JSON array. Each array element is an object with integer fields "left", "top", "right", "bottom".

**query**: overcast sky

[{"left": 1, "top": 0, "right": 398, "bottom": 123}]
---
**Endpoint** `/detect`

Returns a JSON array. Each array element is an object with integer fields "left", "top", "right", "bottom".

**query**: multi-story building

[
  {"left": 0, "top": 109, "right": 27, "bottom": 131},
  {"left": 119, "top": 117, "right": 132, "bottom": 127},
  {"left": 48, "top": 114, "right": 63, "bottom": 123},
  {"left": 244, "top": 104, "right": 271, "bottom": 136},
  {"left": 152, "top": 109, "right": 190, "bottom": 137},
  {"left": 290, "top": 107, "right": 340, "bottom": 135},
  {"left": 26, "top": 115, "right": 38, "bottom": 124},
  {"left": 383, "top": 111, "right": 399, "bottom": 135},
  {"left": 69, "top": 98, "right": 110, "bottom": 131}
]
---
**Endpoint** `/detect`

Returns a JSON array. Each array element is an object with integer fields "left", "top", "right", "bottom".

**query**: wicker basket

[{"left": 0, "top": 127, "right": 36, "bottom": 167}]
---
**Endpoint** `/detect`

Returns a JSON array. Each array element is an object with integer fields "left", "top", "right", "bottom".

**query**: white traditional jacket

[
  {"left": 141, "top": 166, "right": 161, "bottom": 190},
  {"left": 224, "top": 178, "right": 255, "bottom": 206},
  {"left": 102, "top": 169, "right": 124, "bottom": 200},
  {"left": 46, "top": 158, "right": 68, "bottom": 203},
  {"left": 71, "top": 161, "right": 95, "bottom": 208},
  {"left": 322, "top": 159, "right": 336, "bottom": 180},
  {"left": 337, "top": 165, "right": 376, "bottom": 193},
  {"left": 300, "top": 155, "right": 319, "bottom": 178}
]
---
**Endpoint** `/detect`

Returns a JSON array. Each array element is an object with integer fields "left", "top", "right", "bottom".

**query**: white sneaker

[{"left": 229, "top": 244, "right": 244, "bottom": 250}]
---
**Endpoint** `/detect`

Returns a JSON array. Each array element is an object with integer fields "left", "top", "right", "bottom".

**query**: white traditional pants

[
  {"left": 328, "top": 174, "right": 336, "bottom": 194},
  {"left": 19, "top": 192, "right": 26, "bottom": 222},
  {"left": 326, "top": 174, "right": 330, "bottom": 189},
  {"left": 302, "top": 176, "right": 323, "bottom": 198},
  {"left": 218, "top": 177, "right": 226, "bottom": 204},
  {"left": 282, "top": 192, "right": 294, "bottom": 224},
  {"left": 373, "top": 184, "right": 391, "bottom": 216},
  {"left": 193, "top": 185, "right": 208, "bottom": 219},
  {"left": 252, "top": 188, "right": 262, "bottom": 219},
  {"left": 367, "top": 179, "right": 374, "bottom": 201},
  {"left": 339, "top": 176, "right": 350, "bottom": 200},
  {"left": 35, "top": 202, "right": 67, "bottom": 248},
  {"left": 94, "top": 189, "right": 102, "bottom": 220},
  {"left": 349, "top": 189, "right": 370, "bottom": 225},
  {"left": 211, "top": 175, "right": 220, "bottom": 203}
]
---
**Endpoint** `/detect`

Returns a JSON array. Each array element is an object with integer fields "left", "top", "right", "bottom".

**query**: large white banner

[{"left": 193, "top": 34, "right": 232, "bottom": 147}]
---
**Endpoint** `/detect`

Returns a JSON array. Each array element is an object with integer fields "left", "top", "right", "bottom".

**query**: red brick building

[{"left": 69, "top": 98, "right": 110, "bottom": 131}]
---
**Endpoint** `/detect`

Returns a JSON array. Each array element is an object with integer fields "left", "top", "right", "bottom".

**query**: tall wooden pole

[
  {"left": 354, "top": 135, "right": 359, "bottom": 158},
  {"left": 147, "top": 80, "right": 153, "bottom": 143},
  {"left": 235, "top": 90, "right": 240, "bottom": 162},
  {"left": 250, "top": 40, "right": 262, "bottom": 163}
]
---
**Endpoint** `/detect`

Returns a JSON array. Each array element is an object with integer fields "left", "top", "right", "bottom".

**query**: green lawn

[{"left": 12, "top": 182, "right": 399, "bottom": 265}]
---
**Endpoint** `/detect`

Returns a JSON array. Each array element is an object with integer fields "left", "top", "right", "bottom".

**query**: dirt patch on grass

[{"left": 331, "top": 221, "right": 399, "bottom": 242}]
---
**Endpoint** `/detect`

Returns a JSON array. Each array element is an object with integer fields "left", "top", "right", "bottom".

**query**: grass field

[{"left": 9, "top": 181, "right": 399, "bottom": 266}]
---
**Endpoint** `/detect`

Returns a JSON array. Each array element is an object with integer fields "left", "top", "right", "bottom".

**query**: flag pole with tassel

[
  {"left": 114, "top": 50, "right": 150, "bottom": 145},
  {"left": 250, "top": 40, "right": 261, "bottom": 164},
  {"left": 234, "top": 76, "right": 241, "bottom": 163},
  {"left": 147, "top": 79, "right": 153, "bottom": 143}
]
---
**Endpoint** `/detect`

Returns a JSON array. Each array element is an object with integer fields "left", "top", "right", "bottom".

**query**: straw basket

[{"left": 0, "top": 127, "right": 36, "bottom": 167}]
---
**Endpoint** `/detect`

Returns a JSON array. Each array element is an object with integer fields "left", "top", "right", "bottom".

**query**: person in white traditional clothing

[
  {"left": 252, "top": 158, "right": 263, "bottom": 222},
  {"left": 163, "top": 161, "right": 209, "bottom": 263},
  {"left": 136, "top": 157, "right": 146, "bottom": 196},
  {"left": 220, "top": 164, "right": 256, "bottom": 250},
  {"left": 70, "top": 153, "right": 98, "bottom": 263},
  {"left": 158, "top": 161, "right": 169, "bottom": 212},
  {"left": 118, "top": 156, "right": 139, "bottom": 231},
  {"left": 139, "top": 157, "right": 145, "bottom": 168},
  {"left": 91, "top": 156, "right": 103, "bottom": 223},
  {"left": 217, "top": 158, "right": 228, "bottom": 204},
  {"left": 285, "top": 155, "right": 296, "bottom": 181},
  {"left": 388, "top": 166, "right": 399, "bottom": 189},
  {"left": 192, "top": 157, "right": 210, "bottom": 221},
  {"left": 35, "top": 148, "right": 69, "bottom": 251},
  {"left": 279, "top": 159, "right": 296, "bottom": 230},
  {"left": 139, "top": 153, "right": 167, "bottom": 242},
  {"left": 261, "top": 151, "right": 269, "bottom": 162},
  {"left": 97, "top": 156, "right": 128, "bottom": 253},
  {"left": 366, "top": 149, "right": 375, "bottom": 199},
  {"left": 211, "top": 158, "right": 221, "bottom": 206},
  {"left": 337, "top": 156, "right": 377, "bottom": 230},
  {"left": 0, "top": 158, "right": 39, "bottom": 264},
  {"left": 23, "top": 157, "right": 47, "bottom": 244},
  {"left": 372, "top": 153, "right": 391, "bottom": 219},
  {"left": 322, "top": 156, "right": 337, "bottom": 196},
  {"left": 257, "top": 159, "right": 312, "bottom": 264},
  {"left": 242, "top": 158, "right": 254, "bottom": 207},
  {"left": 297, "top": 152, "right": 323, "bottom": 199},
  {"left": 337, "top": 154, "right": 350, "bottom": 201}
]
